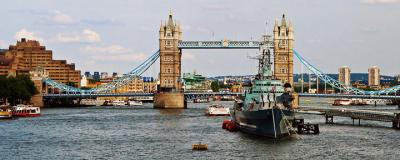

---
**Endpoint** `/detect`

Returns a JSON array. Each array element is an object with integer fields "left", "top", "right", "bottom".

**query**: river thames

[{"left": 1, "top": 98, "right": 399, "bottom": 159}]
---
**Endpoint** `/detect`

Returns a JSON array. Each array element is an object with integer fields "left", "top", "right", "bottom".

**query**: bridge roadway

[
  {"left": 43, "top": 92, "right": 400, "bottom": 100},
  {"left": 43, "top": 92, "right": 242, "bottom": 98}
]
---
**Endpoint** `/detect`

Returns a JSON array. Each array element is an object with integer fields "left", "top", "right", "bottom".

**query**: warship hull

[{"left": 232, "top": 108, "right": 294, "bottom": 138}]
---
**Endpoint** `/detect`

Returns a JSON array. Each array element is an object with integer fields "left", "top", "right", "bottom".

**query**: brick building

[{"left": 0, "top": 38, "right": 81, "bottom": 86}]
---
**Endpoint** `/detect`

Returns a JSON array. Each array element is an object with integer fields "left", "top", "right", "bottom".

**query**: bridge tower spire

[
  {"left": 273, "top": 14, "right": 294, "bottom": 86},
  {"left": 154, "top": 11, "right": 186, "bottom": 109}
]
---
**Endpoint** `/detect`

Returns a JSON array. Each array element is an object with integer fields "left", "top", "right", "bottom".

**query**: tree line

[{"left": 0, "top": 75, "right": 38, "bottom": 105}]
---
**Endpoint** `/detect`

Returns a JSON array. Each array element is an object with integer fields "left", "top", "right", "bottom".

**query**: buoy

[
  {"left": 192, "top": 143, "right": 208, "bottom": 150},
  {"left": 222, "top": 120, "right": 230, "bottom": 129},
  {"left": 226, "top": 121, "right": 238, "bottom": 132}
]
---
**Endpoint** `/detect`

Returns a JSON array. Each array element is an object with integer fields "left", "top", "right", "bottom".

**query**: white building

[
  {"left": 338, "top": 66, "right": 351, "bottom": 86},
  {"left": 81, "top": 75, "right": 88, "bottom": 87},
  {"left": 368, "top": 66, "right": 380, "bottom": 88}
]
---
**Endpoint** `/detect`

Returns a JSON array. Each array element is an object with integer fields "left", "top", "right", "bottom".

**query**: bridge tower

[
  {"left": 273, "top": 14, "right": 294, "bottom": 86},
  {"left": 154, "top": 12, "right": 186, "bottom": 109}
]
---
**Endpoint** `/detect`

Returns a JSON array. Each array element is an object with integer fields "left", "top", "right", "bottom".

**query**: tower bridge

[{"left": 39, "top": 12, "right": 400, "bottom": 108}]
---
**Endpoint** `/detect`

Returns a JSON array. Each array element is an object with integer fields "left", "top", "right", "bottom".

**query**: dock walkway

[{"left": 297, "top": 107, "right": 400, "bottom": 129}]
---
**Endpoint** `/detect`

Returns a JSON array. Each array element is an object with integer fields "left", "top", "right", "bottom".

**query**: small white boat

[
  {"left": 365, "top": 99, "right": 389, "bottom": 105},
  {"left": 205, "top": 104, "right": 230, "bottom": 116},
  {"left": 128, "top": 100, "right": 143, "bottom": 106},
  {"left": 80, "top": 99, "right": 105, "bottom": 106},
  {"left": 112, "top": 100, "right": 126, "bottom": 106},
  {"left": 332, "top": 99, "right": 351, "bottom": 106}
]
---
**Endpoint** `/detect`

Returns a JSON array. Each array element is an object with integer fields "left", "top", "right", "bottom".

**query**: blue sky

[{"left": 1, "top": 0, "right": 399, "bottom": 77}]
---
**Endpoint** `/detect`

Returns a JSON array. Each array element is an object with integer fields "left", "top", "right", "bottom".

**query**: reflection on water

[{"left": 0, "top": 99, "right": 399, "bottom": 159}]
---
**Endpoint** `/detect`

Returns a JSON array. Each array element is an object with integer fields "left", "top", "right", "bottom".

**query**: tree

[
  {"left": 211, "top": 81, "right": 220, "bottom": 92},
  {"left": 0, "top": 76, "right": 10, "bottom": 104},
  {"left": 0, "top": 75, "right": 38, "bottom": 105}
]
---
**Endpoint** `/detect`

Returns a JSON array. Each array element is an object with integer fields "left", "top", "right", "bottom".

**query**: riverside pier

[{"left": 298, "top": 107, "right": 400, "bottom": 129}]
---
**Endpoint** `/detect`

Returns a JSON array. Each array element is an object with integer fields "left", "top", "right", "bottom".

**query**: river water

[{"left": 1, "top": 98, "right": 399, "bottom": 159}]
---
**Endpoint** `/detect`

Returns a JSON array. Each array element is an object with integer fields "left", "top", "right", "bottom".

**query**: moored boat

[
  {"left": 365, "top": 99, "right": 389, "bottom": 105},
  {"left": 0, "top": 105, "right": 12, "bottom": 119},
  {"left": 231, "top": 43, "right": 295, "bottom": 138},
  {"left": 128, "top": 100, "right": 143, "bottom": 106},
  {"left": 112, "top": 100, "right": 126, "bottom": 106},
  {"left": 332, "top": 99, "right": 352, "bottom": 106},
  {"left": 12, "top": 104, "right": 41, "bottom": 117},
  {"left": 205, "top": 104, "right": 230, "bottom": 116},
  {"left": 80, "top": 99, "right": 105, "bottom": 106},
  {"left": 193, "top": 98, "right": 209, "bottom": 103}
]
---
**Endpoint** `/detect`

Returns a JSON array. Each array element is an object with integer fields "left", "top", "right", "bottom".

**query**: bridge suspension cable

[
  {"left": 293, "top": 49, "right": 400, "bottom": 95},
  {"left": 43, "top": 50, "right": 160, "bottom": 94}
]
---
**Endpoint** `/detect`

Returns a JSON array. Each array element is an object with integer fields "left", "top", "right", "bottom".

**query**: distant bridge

[
  {"left": 43, "top": 92, "right": 242, "bottom": 98},
  {"left": 43, "top": 92, "right": 400, "bottom": 100}
]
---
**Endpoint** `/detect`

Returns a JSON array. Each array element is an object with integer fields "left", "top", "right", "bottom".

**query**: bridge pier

[
  {"left": 325, "top": 115, "right": 334, "bottom": 124},
  {"left": 154, "top": 92, "right": 186, "bottom": 109},
  {"left": 393, "top": 113, "right": 400, "bottom": 129},
  {"left": 352, "top": 118, "right": 361, "bottom": 126}
]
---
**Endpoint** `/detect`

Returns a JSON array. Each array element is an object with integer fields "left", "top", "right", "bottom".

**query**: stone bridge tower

[
  {"left": 154, "top": 12, "right": 186, "bottom": 109},
  {"left": 273, "top": 14, "right": 294, "bottom": 86}
]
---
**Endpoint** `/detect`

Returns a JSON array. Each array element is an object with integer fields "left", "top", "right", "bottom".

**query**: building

[
  {"left": 338, "top": 66, "right": 351, "bottom": 86},
  {"left": 84, "top": 71, "right": 91, "bottom": 79},
  {"left": 182, "top": 71, "right": 212, "bottom": 92},
  {"left": 395, "top": 75, "right": 400, "bottom": 85},
  {"left": 112, "top": 72, "right": 118, "bottom": 78},
  {"left": 143, "top": 77, "right": 157, "bottom": 93},
  {"left": 101, "top": 72, "right": 108, "bottom": 79},
  {"left": 116, "top": 77, "right": 144, "bottom": 93},
  {"left": 230, "top": 84, "right": 243, "bottom": 93},
  {"left": 113, "top": 76, "right": 157, "bottom": 93},
  {"left": 274, "top": 14, "right": 294, "bottom": 86},
  {"left": 368, "top": 66, "right": 380, "bottom": 89},
  {"left": 93, "top": 71, "right": 100, "bottom": 81},
  {"left": 158, "top": 12, "right": 182, "bottom": 92},
  {"left": 81, "top": 75, "right": 88, "bottom": 87},
  {"left": 0, "top": 38, "right": 80, "bottom": 86}
]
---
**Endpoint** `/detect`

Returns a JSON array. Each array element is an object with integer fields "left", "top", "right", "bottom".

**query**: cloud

[
  {"left": 55, "top": 29, "right": 101, "bottom": 43},
  {"left": 80, "top": 45, "right": 147, "bottom": 62},
  {"left": 15, "top": 28, "right": 44, "bottom": 42},
  {"left": 50, "top": 11, "right": 75, "bottom": 25},
  {"left": 362, "top": 0, "right": 400, "bottom": 4},
  {"left": 81, "top": 45, "right": 130, "bottom": 54}
]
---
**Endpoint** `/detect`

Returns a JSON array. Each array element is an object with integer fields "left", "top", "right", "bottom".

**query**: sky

[{"left": 1, "top": 0, "right": 400, "bottom": 77}]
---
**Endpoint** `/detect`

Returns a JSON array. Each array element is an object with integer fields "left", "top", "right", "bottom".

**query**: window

[
  {"left": 283, "top": 56, "right": 288, "bottom": 61},
  {"left": 280, "top": 68, "right": 285, "bottom": 73},
  {"left": 164, "top": 56, "right": 173, "bottom": 61}
]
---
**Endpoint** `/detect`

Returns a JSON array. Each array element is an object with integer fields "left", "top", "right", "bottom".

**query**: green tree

[
  {"left": 0, "top": 76, "right": 11, "bottom": 104},
  {"left": 1, "top": 75, "right": 38, "bottom": 105},
  {"left": 211, "top": 81, "right": 220, "bottom": 92}
]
